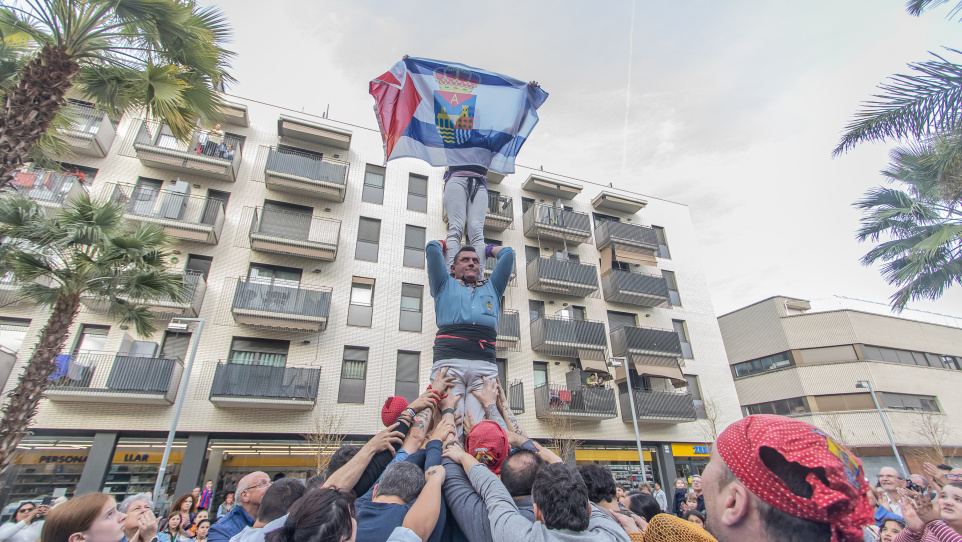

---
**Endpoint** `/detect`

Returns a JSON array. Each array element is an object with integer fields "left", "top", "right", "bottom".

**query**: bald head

[
  {"left": 235, "top": 471, "right": 271, "bottom": 517},
  {"left": 877, "top": 467, "right": 904, "bottom": 492}
]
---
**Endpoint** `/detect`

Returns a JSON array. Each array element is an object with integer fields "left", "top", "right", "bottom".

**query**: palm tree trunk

[
  {"left": 0, "top": 293, "right": 81, "bottom": 474},
  {"left": 0, "top": 45, "right": 79, "bottom": 190}
]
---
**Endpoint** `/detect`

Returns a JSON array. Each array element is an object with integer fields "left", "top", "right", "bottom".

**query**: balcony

[
  {"left": 523, "top": 204, "right": 592, "bottom": 245},
  {"left": 486, "top": 171, "right": 506, "bottom": 185},
  {"left": 534, "top": 383, "right": 618, "bottom": 420},
  {"left": 508, "top": 380, "right": 525, "bottom": 413},
  {"left": 601, "top": 269, "right": 670, "bottom": 307},
  {"left": 521, "top": 174, "right": 583, "bottom": 199},
  {"left": 595, "top": 221, "right": 659, "bottom": 267},
  {"left": 129, "top": 120, "right": 242, "bottom": 181},
  {"left": 209, "top": 362, "right": 320, "bottom": 410},
  {"left": 11, "top": 168, "right": 87, "bottom": 210},
  {"left": 619, "top": 389, "right": 697, "bottom": 423},
  {"left": 278, "top": 115, "right": 352, "bottom": 149},
  {"left": 485, "top": 194, "right": 513, "bottom": 231},
  {"left": 62, "top": 102, "right": 116, "bottom": 157},
  {"left": 0, "top": 274, "right": 53, "bottom": 306},
  {"left": 248, "top": 207, "right": 340, "bottom": 261},
  {"left": 264, "top": 147, "right": 350, "bottom": 202},
  {"left": 530, "top": 316, "right": 607, "bottom": 359},
  {"left": 497, "top": 310, "right": 521, "bottom": 351},
  {"left": 46, "top": 353, "right": 183, "bottom": 405},
  {"left": 610, "top": 325, "right": 686, "bottom": 384},
  {"left": 219, "top": 100, "right": 249, "bottom": 126},
  {"left": 483, "top": 256, "right": 517, "bottom": 286},
  {"left": 592, "top": 191, "right": 647, "bottom": 214},
  {"left": 526, "top": 257, "right": 599, "bottom": 297},
  {"left": 109, "top": 183, "right": 224, "bottom": 244},
  {"left": 230, "top": 278, "right": 333, "bottom": 332},
  {"left": 81, "top": 272, "right": 206, "bottom": 320}
]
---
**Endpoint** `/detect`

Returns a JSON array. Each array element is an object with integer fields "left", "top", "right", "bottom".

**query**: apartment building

[
  {"left": 718, "top": 296, "right": 962, "bottom": 475},
  {"left": 0, "top": 95, "right": 741, "bottom": 505}
]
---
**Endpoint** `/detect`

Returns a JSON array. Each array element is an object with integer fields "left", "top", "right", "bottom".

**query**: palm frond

[{"left": 906, "top": 0, "right": 962, "bottom": 20}]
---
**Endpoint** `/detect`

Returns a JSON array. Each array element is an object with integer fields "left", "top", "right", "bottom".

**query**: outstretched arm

[
  {"left": 473, "top": 377, "right": 507, "bottom": 431},
  {"left": 324, "top": 424, "right": 405, "bottom": 492},
  {"left": 487, "top": 246, "right": 514, "bottom": 294},
  {"left": 400, "top": 465, "right": 447, "bottom": 541},
  {"left": 427, "top": 241, "right": 449, "bottom": 297}
]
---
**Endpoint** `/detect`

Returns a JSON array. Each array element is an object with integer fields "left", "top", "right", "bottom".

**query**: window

[
  {"left": 128, "top": 178, "right": 164, "bottom": 215},
  {"left": 672, "top": 319, "right": 693, "bottom": 359},
  {"left": 607, "top": 311, "right": 636, "bottom": 331},
  {"left": 338, "top": 347, "right": 369, "bottom": 403},
  {"left": 731, "top": 351, "right": 793, "bottom": 378},
  {"left": 812, "top": 393, "right": 876, "bottom": 412},
  {"left": 496, "top": 358, "right": 507, "bottom": 390},
  {"left": 521, "top": 197, "right": 535, "bottom": 214},
  {"left": 403, "top": 225, "right": 426, "bottom": 268},
  {"left": 529, "top": 300, "right": 545, "bottom": 323},
  {"left": 362, "top": 165, "right": 385, "bottom": 204},
  {"left": 408, "top": 174, "right": 428, "bottom": 212},
  {"left": 72, "top": 325, "right": 109, "bottom": 355},
  {"left": 202, "top": 189, "right": 230, "bottom": 226},
  {"left": 395, "top": 351, "right": 420, "bottom": 401},
  {"left": 943, "top": 356, "right": 962, "bottom": 370},
  {"left": 683, "top": 375, "right": 705, "bottom": 418},
  {"left": 533, "top": 362, "right": 548, "bottom": 388},
  {"left": 185, "top": 254, "right": 213, "bottom": 280},
  {"left": 355, "top": 217, "right": 381, "bottom": 261},
  {"left": 653, "top": 226, "right": 671, "bottom": 259},
  {"left": 0, "top": 318, "right": 30, "bottom": 352},
  {"left": 228, "top": 337, "right": 289, "bottom": 366},
  {"left": 59, "top": 162, "right": 98, "bottom": 184},
  {"left": 525, "top": 246, "right": 541, "bottom": 264},
  {"left": 877, "top": 392, "right": 940, "bottom": 412},
  {"left": 592, "top": 212, "right": 618, "bottom": 230},
  {"left": 743, "top": 397, "right": 810, "bottom": 416},
  {"left": 260, "top": 200, "right": 313, "bottom": 241},
  {"left": 662, "top": 270, "right": 681, "bottom": 306},
  {"left": 248, "top": 264, "right": 301, "bottom": 287},
  {"left": 347, "top": 277, "right": 375, "bottom": 327},
  {"left": 862, "top": 345, "right": 948, "bottom": 368},
  {"left": 159, "top": 331, "right": 191, "bottom": 361},
  {"left": 399, "top": 283, "right": 423, "bottom": 332},
  {"left": 557, "top": 305, "right": 586, "bottom": 320}
]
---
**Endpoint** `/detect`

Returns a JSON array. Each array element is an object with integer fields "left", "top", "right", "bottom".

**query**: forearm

[
  {"left": 499, "top": 404, "right": 526, "bottom": 438},
  {"left": 402, "top": 413, "right": 428, "bottom": 455},
  {"left": 427, "top": 241, "right": 448, "bottom": 295},
  {"left": 482, "top": 402, "right": 507, "bottom": 431},
  {"left": 323, "top": 447, "right": 377, "bottom": 490},
  {"left": 442, "top": 458, "right": 493, "bottom": 542},
  {"left": 0, "top": 522, "right": 26, "bottom": 540},
  {"left": 467, "top": 464, "right": 535, "bottom": 538},
  {"left": 401, "top": 478, "right": 444, "bottom": 541}
]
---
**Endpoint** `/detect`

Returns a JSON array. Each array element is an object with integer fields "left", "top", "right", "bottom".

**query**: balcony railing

[
  {"left": 485, "top": 193, "right": 513, "bottom": 231},
  {"left": 526, "top": 257, "right": 599, "bottom": 297},
  {"left": 619, "top": 389, "right": 697, "bottom": 423},
  {"left": 483, "top": 255, "right": 517, "bottom": 286},
  {"left": 62, "top": 102, "right": 115, "bottom": 157},
  {"left": 602, "top": 269, "right": 670, "bottom": 307},
  {"left": 83, "top": 271, "right": 206, "bottom": 320},
  {"left": 595, "top": 221, "right": 659, "bottom": 266},
  {"left": 129, "top": 120, "right": 242, "bottom": 181},
  {"left": 264, "top": 147, "right": 349, "bottom": 202},
  {"left": 610, "top": 325, "right": 683, "bottom": 359},
  {"left": 10, "top": 168, "right": 87, "bottom": 207},
  {"left": 523, "top": 204, "right": 592, "bottom": 245},
  {"left": 109, "top": 183, "right": 225, "bottom": 244},
  {"left": 209, "top": 362, "right": 321, "bottom": 410},
  {"left": 530, "top": 316, "right": 607, "bottom": 359},
  {"left": 46, "top": 352, "right": 182, "bottom": 405},
  {"left": 509, "top": 380, "right": 525, "bottom": 413},
  {"left": 534, "top": 383, "right": 618, "bottom": 420},
  {"left": 248, "top": 206, "right": 340, "bottom": 261},
  {"left": 230, "top": 278, "right": 333, "bottom": 332},
  {"left": 497, "top": 310, "right": 521, "bottom": 351}
]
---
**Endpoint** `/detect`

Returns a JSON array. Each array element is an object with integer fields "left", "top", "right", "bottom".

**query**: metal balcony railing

[
  {"left": 128, "top": 120, "right": 242, "bottom": 181},
  {"left": 264, "top": 147, "right": 349, "bottom": 201},
  {"left": 620, "top": 389, "right": 697, "bottom": 423},
  {"left": 509, "top": 379, "right": 525, "bottom": 413},
  {"left": 115, "top": 271, "right": 207, "bottom": 319},
  {"left": 230, "top": 278, "right": 333, "bottom": 332},
  {"left": 248, "top": 206, "right": 340, "bottom": 261},
  {"left": 534, "top": 383, "right": 618, "bottom": 419},
  {"left": 62, "top": 102, "right": 115, "bottom": 157},
  {"left": 526, "top": 257, "right": 599, "bottom": 297},
  {"left": 485, "top": 193, "right": 513, "bottom": 231},
  {"left": 529, "top": 315, "right": 607, "bottom": 358},
  {"left": 46, "top": 352, "right": 182, "bottom": 403},
  {"left": 10, "top": 168, "right": 87, "bottom": 206},
  {"left": 108, "top": 183, "right": 225, "bottom": 244},
  {"left": 602, "top": 269, "right": 670, "bottom": 306},
  {"left": 497, "top": 310, "right": 521, "bottom": 351},
  {"left": 209, "top": 362, "right": 320, "bottom": 404},
  {"left": 523, "top": 204, "right": 592, "bottom": 244},
  {"left": 595, "top": 221, "right": 659, "bottom": 251},
  {"left": 483, "top": 255, "right": 518, "bottom": 286},
  {"left": 610, "top": 325, "right": 683, "bottom": 358}
]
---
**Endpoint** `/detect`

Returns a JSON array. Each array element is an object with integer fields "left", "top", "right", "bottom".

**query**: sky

[{"left": 216, "top": 0, "right": 962, "bottom": 318}]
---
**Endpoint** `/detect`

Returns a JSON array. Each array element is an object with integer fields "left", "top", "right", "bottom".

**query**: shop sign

[
  {"left": 671, "top": 443, "right": 711, "bottom": 457},
  {"left": 37, "top": 454, "right": 88, "bottom": 464}
]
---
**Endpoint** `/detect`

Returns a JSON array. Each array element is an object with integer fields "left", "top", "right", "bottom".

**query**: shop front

[
  {"left": 574, "top": 446, "right": 662, "bottom": 490},
  {"left": 671, "top": 443, "right": 710, "bottom": 482}
]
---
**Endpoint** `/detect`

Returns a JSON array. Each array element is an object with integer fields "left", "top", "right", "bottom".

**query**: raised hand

[
  {"left": 924, "top": 461, "right": 949, "bottom": 490},
  {"left": 440, "top": 392, "right": 461, "bottom": 413},
  {"left": 430, "top": 417, "right": 457, "bottom": 443},
  {"left": 471, "top": 376, "right": 498, "bottom": 407},
  {"left": 463, "top": 410, "right": 476, "bottom": 437},
  {"left": 443, "top": 440, "right": 466, "bottom": 463},
  {"left": 362, "top": 423, "right": 404, "bottom": 455},
  {"left": 432, "top": 367, "right": 457, "bottom": 397},
  {"left": 408, "top": 390, "right": 441, "bottom": 414},
  {"left": 131, "top": 509, "right": 158, "bottom": 542}
]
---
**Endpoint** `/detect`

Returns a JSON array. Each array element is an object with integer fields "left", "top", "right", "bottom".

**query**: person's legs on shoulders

[
  {"left": 442, "top": 177, "right": 470, "bottom": 271},
  {"left": 465, "top": 182, "right": 487, "bottom": 275}
]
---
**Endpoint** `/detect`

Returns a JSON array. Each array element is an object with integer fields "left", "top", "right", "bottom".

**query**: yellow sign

[
  {"left": 575, "top": 449, "right": 653, "bottom": 462},
  {"left": 671, "top": 444, "right": 711, "bottom": 457},
  {"left": 14, "top": 451, "right": 185, "bottom": 465}
]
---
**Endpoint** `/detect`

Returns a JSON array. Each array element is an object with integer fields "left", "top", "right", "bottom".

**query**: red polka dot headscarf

[{"left": 715, "top": 415, "right": 873, "bottom": 542}]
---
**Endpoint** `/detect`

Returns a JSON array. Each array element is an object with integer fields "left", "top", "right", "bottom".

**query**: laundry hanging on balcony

[{"left": 369, "top": 57, "right": 548, "bottom": 174}]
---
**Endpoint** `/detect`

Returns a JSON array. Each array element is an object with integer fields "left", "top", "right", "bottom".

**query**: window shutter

[
  {"left": 405, "top": 226, "right": 426, "bottom": 249},
  {"left": 357, "top": 218, "right": 381, "bottom": 243},
  {"left": 408, "top": 175, "right": 428, "bottom": 196}
]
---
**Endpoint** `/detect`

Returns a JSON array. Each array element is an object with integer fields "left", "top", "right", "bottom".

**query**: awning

[
  {"left": 614, "top": 248, "right": 657, "bottom": 267},
  {"left": 580, "top": 358, "right": 611, "bottom": 375}
]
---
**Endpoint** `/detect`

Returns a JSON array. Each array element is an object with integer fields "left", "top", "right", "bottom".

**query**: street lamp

[
  {"left": 856, "top": 379, "right": 908, "bottom": 478},
  {"left": 608, "top": 357, "right": 646, "bottom": 486},
  {"left": 153, "top": 317, "right": 205, "bottom": 502}
]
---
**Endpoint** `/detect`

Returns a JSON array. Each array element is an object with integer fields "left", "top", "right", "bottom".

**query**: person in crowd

[
  {"left": 194, "top": 520, "right": 210, "bottom": 542},
  {"left": 118, "top": 494, "right": 168, "bottom": 542},
  {"left": 1, "top": 501, "right": 50, "bottom": 542},
  {"left": 641, "top": 514, "right": 718, "bottom": 542},
  {"left": 911, "top": 476, "right": 935, "bottom": 499},
  {"left": 701, "top": 414, "right": 872, "bottom": 542},
  {"left": 880, "top": 518, "right": 905, "bottom": 542},
  {"left": 207, "top": 471, "right": 271, "bottom": 542},
  {"left": 894, "top": 482, "right": 962, "bottom": 541},
  {"left": 672, "top": 478, "right": 688, "bottom": 517},
  {"left": 681, "top": 492, "right": 699, "bottom": 514},
  {"left": 925, "top": 464, "right": 954, "bottom": 493},
  {"left": 195, "top": 128, "right": 209, "bottom": 154},
  {"left": 41, "top": 493, "right": 125, "bottom": 542},
  {"left": 616, "top": 486, "right": 627, "bottom": 502},
  {"left": 691, "top": 475, "right": 706, "bottom": 512},
  {"left": 580, "top": 464, "right": 623, "bottom": 513},
  {"left": 163, "top": 513, "right": 189, "bottom": 542},
  {"left": 191, "top": 490, "right": 201, "bottom": 512},
  {"left": 386, "top": 464, "right": 448, "bottom": 542},
  {"left": 620, "top": 490, "right": 641, "bottom": 511},
  {"left": 586, "top": 373, "right": 602, "bottom": 388},
  {"left": 168, "top": 495, "right": 196, "bottom": 533},
  {"left": 627, "top": 493, "right": 662, "bottom": 522},
  {"left": 684, "top": 509, "right": 708, "bottom": 528},
  {"left": 879, "top": 467, "right": 908, "bottom": 518},
  {"left": 263, "top": 489, "right": 354, "bottom": 542},
  {"left": 186, "top": 510, "right": 208, "bottom": 538},
  {"left": 215, "top": 494, "right": 234, "bottom": 522},
  {"left": 199, "top": 481, "right": 214, "bottom": 511},
  {"left": 230, "top": 478, "right": 306, "bottom": 542},
  {"left": 638, "top": 482, "right": 652, "bottom": 495},
  {"left": 653, "top": 482, "right": 668, "bottom": 512},
  {"left": 223, "top": 145, "right": 235, "bottom": 160},
  {"left": 305, "top": 474, "right": 326, "bottom": 492},
  {"left": 205, "top": 124, "right": 224, "bottom": 156}
]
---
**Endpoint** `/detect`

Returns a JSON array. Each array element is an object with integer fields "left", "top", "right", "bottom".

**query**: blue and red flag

[{"left": 370, "top": 57, "right": 548, "bottom": 175}]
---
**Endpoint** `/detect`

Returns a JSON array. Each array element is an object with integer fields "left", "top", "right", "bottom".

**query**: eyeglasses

[
  {"left": 946, "top": 474, "right": 962, "bottom": 481},
  {"left": 17, "top": 507, "right": 36, "bottom": 514},
  {"left": 876, "top": 474, "right": 904, "bottom": 480},
  {"left": 245, "top": 481, "right": 271, "bottom": 492}
]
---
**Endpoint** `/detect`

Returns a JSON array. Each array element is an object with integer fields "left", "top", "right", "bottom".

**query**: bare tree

[
  {"left": 818, "top": 412, "right": 855, "bottom": 450},
  {"left": 301, "top": 411, "right": 347, "bottom": 476},
  {"left": 907, "top": 412, "right": 955, "bottom": 466},
  {"left": 544, "top": 411, "right": 583, "bottom": 465},
  {"left": 698, "top": 394, "right": 724, "bottom": 444}
]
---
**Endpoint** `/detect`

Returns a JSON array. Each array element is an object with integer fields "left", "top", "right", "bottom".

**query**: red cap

[
  {"left": 381, "top": 396, "right": 409, "bottom": 427},
  {"left": 465, "top": 421, "right": 509, "bottom": 474},
  {"left": 715, "top": 415, "right": 873, "bottom": 542}
]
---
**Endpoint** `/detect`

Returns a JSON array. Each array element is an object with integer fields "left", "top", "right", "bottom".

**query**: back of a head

[
  {"left": 326, "top": 445, "right": 360, "bottom": 478},
  {"left": 42, "top": 493, "right": 113, "bottom": 542},
  {"left": 265, "top": 489, "right": 353, "bottom": 542},
  {"left": 578, "top": 464, "right": 617, "bottom": 504},
  {"left": 376, "top": 462, "right": 425, "bottom": 503},
  {"left": 644, "top": 514, "right": 718, "bottom": 542},
  {"left": 501, "top": 450, "right": 544, "bottom": 498},
  {"left": 628, "top": 493, "right": 662, "bottom": 522},
  {"left": 258, "top": 478, "right": 307, "bottom": 524},
  {"left": 531, "top": 463, "right": 590, "bottom": 532},
  {"left": 305, "top": 474, "right": 327, "bottom": 492}
]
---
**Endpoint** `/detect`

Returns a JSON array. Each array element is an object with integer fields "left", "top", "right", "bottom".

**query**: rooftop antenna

[{"left": 325, "top": 104, "right": 330, "bottom": 118}]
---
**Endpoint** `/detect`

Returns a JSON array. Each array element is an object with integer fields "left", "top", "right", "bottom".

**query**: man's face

[
  {"left": 700, "top": 447, "right": 728, "bottom": 538},
  {"left": 615, "top": 487, "right": 625, "bottom": 500},
  {"left": 692, "top": 476, "right": 702, "bottom": 492},
  {"left": 243, "top": 473, "right": 272, "bottom": 505},
  {"left": 205, "top": 481, "right": 213, "bottom": 489},
  {"left": 909, "top": 475, "right": 928, "bottom": 492},
  {"left": 192, "top": 487, "right": 201, "bottom": 499},
  {"left": 877, "top": 467, "right": 904, "bottom": 490},
  {"left": 451, "top": 250, "right": 480, "bottom": 283}
]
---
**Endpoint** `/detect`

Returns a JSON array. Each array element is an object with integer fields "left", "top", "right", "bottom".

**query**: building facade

[
  {"left": 717, "top": 296, "right": 962, "bottom": 476},
  {"left": 0, "top": 95, "right": 741, "bottom": 505}
]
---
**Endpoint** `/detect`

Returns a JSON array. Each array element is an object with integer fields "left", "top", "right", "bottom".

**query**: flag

[{"left": 370, "top": 57, "right": 548, "bottom": 175}]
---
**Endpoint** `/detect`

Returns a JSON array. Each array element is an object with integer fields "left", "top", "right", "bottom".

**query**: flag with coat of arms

[{"left": 369, "top": 57, "right": 548, "bottom": 174}]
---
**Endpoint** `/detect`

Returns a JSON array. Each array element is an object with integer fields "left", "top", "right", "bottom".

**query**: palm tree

[
  {"left": 854, "top": 136, "right": 962, "bottom": 312},
  {"left": 0, "top": 0, "right": 234, "bottom": 189},
  {"left": 0, "top": 193, "right": 187, "bottom": 473}
]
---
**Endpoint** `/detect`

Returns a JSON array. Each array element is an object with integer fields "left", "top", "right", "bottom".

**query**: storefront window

[
  {"left": 573, "top": 445, "right": 661, "bottom": 490},
  {"left": 0, "top": 436, "right": 93, "bottom": 507},
  {"left": 108, "top": 438, "right": 187, "bottom": 508}
]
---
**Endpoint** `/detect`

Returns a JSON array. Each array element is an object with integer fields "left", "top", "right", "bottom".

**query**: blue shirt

[
  {"left": 426, "top": 241, "right": 514, "bottom": 332},
  {"left": 207, "top": 505, "right": 254, "bottom": 542}
]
